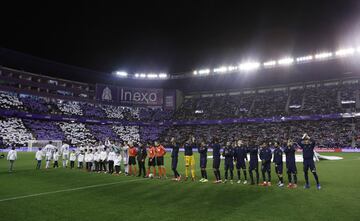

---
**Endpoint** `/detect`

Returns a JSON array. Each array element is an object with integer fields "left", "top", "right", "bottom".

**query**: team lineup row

[{"left": 7, "top": 133, "right": 321, "bottom": 189}]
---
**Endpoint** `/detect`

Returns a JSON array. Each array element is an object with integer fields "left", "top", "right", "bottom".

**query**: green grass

[{"left": 0, "top": 152, "right": 359, "bottom": 221}]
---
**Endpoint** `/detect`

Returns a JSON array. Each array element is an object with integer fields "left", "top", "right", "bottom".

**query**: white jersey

[
  {"left": 7, "top": 150, "right": 17, "bottom": 161},
  {"left": 44, "top": 144, "right": 56, "bottom": 160},
  {"left": 69, "top": 152, "right": 76, "bottom": 161},
  {"left": 114, "top": 155, "right": 122, "bottom": 166},
  {"left": 100, "top": 150, "right": 107, "bottom": 161},
  {"left": 85, "top": 153, "right": 94, "bottom": 162},
  {"left": 35, "top": 150, "right": 43, "bottom": 161},
  {"left": 61, "top": 144, "right": 70, "bottom": 156},
  {"left": 94, "top": 152, "right": 100, "bottom": 162},
  {"left": 107, "top": 151, "right": 116, "bottom": 161},
  {"left": 78, "top": 154, "right": 85, "bottom": 162},
  {"left": 53, "top": 152, "right": 60, "bottom": 161}
]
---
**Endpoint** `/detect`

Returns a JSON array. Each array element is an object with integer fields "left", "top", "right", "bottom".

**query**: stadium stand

[{"left": 0, "top": 117, "right": 34, "bottom": 147}]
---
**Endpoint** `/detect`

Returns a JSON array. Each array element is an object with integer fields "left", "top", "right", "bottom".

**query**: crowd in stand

[
  {"left": 0, "top": 82, "right": 360, "bottom": 148},
  {"left": 160, "top": 119, "right": 355, "bottom": 148}
]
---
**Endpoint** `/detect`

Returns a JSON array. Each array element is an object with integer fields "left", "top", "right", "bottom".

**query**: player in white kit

[{"left": 61, "top": 141, "right": 70, "bottom": 168}]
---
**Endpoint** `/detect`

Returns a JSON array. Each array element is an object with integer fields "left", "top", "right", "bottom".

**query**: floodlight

[
  {"left": 198, "top": 69, "right": 210, "bottom": 75},
  {"left": 315, "top": 52, "right": 332, "bottom": 59},
  {"left": 193, "top": 70, "right": 198, "bottom": 75},
  {"left": 296, "top": 55, "right": 313, "bottom": 62},
  {"left": 213, "top": 66, "right": 228, "bottom": 73},
  {"left": 147, "top": 74, "right": 158, "bottom": 78},
  {"left": 263, "top": 60, "right": 276, "bottom": 67},
  {"left": 227, "top": 66, "right": 238, "bottom": 71},
  {"left": 335, "top": 48, "right": 355, "bottom": 57},
  {"left": 158, "top": 73, "right": 167, "bottom": 78},
  {"left": 278, "top": 57, "right": 294, "bottom": 65},
  {"left": 239, "top": 62, "right": 260, "bottom": 71},
  {"left": 139, "top": 73, "right": 146, "bottom": 78},
  {"left": 115, "top": 71, "right": 128, "bottom": 77}
]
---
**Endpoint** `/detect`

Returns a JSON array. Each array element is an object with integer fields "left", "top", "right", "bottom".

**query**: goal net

[{"left": 28, "top": 140, "right": 62, "bottom": 152}]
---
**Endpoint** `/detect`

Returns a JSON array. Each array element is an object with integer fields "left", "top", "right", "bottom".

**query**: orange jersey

[
  {"left": 155, "top": 145, "right": 166, "bottom": 157},
  {"left": 129, "top": 147, "right": 138, "bottom": 157},
  {"left": 148, "top": 146, "right": 156, "bottom": 158}
]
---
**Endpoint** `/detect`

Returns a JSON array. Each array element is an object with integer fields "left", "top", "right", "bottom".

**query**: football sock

[
  {"left": 185, "top": 166, "right": 189, "bottom": 177},
  {"left": 243, "top": 170, "right": 247, "bottom": 180},
  {"left": 287, "top": 173, "right": 292, "bottom": 183},
  {"left": 293, "top": 174, "right": 297, "bottom": 184},
  {"left": 312, "top": 171, "right": 320, "bottom": 185},
  {"left": 304, "top": 170, "right": 309, "bottom": 185},
  {"left": 237, "top": 170, "right": 241, "bottom": 180}
]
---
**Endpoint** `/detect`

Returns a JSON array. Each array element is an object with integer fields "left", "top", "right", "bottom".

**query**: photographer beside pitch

[{"left": 297, "top": 133, "right": 321, "bottom": 190}]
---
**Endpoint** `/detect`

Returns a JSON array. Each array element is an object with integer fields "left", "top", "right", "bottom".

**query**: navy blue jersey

[
  {"left": 234, "top": 146, "right": 248, "bottom": 162},
  {"left": 259, "top": 147, "right": 272, "bottom": 162},
  {"left": 198, "top": 145, "right": 208, "bottom": 158},
  {"left": 170, "top": 143, "right": 179, "bottom": 158},
  {"left": 298, "top": 140, "right": 315, "bottom": 160},
  {"left": 273, "top": 148, "right": 283, "bottom": 164},
  {"left": 184, "top": 143, "right": 193, "bottom": 156},
  {"left": 249, "top": 147, "right": 258, "bottom": 163},
  {"left": 212, "top": 143, "right": 221, "bottom": 158},
  {"left": 222, "top": 146, "right": 234, "bottom": 159},
  {"left": 284, "top": 145, "right": 296, "bottom": 164}
]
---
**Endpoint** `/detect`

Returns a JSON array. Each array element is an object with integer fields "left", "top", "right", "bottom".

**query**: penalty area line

[{"left": 0, "top": 178, "right": 143, "bottom": 203}]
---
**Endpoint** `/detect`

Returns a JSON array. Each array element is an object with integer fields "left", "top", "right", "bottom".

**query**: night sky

[{"left": 1, "top": 1, "right": 360, "bottom": 77}]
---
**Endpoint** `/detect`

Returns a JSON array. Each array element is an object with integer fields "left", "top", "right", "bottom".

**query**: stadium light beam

[
  {"left": 335, "top": 48, "right": 355, "bottom": 57},
  {"left": 263, "top": 60, "right": 276, "bottom": 67},
  {"left": 115, "top": 71, "right": 128, "bottom": 77},
  {"left": 296, "top": 55, "right": 313, "bottom": 62},
  {"left": 315, "top": 52, "right": 333, "bottom": 59},
  {"left": 213, "top": 66, "right": 228, "bottom": 73},
  {"left": 278, "top": 57, "right": 294, "bottom": 65},
  {"left": 147, "top": 73, "right": 158, "bottom": 78},
  {"left": 238, "top": 62, "right": 260, "bottom": 71},
  {"left": 158, "top": 73, "right": 168, "bottom": 78},
  {"left": 227, "top": 66, "right": 238, "bottom": 71},
  {"left": 198, "top": 69, "right": 210, "bottom": 75}
]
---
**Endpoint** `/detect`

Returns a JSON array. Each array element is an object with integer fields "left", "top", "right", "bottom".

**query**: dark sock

[
  {"left": 262, "top": 171, "right": 266, "bottom": 182},
  {"left": 214, "top": 170, "right": 218, "bottom": 180},
  {"left": 304, "top": 171, "right": 309, "bottom": 185},
  {"left": 218, "top": 170, "right": 221, "bottom": 180},
  {"left": 243, "top": 170, "right": 247, "bottom": 180},
  {"left": 230, "top": 170, "right": 233, "bottom": 180},
  {"left": 294, "top": 174, "right": 297, "bottom": 184},
  {"left": 255, "top": 170, "right": 259, "bottom": 184},
  {"left": 225, "top": 169, "right": 228, "bottom": 180},
  {"left": 312, "top": 172, "right": 320, "bottom": 185},
  {"left": 287, "top": 173, "right": 292, "bottom": 183},
  {"left": 268, "top": 171, "right": 271, "bottom": 182},
  {"left": 249, "top": 171, "right": 254, "bottom": 183},
  {"left": 204, "top": 170, "right": 208, "bottom": 179},
  {"left": 280, "top": 177, "right": 284, "bottom": 183},
  {"left": 237, "top": 170, "right": 241, "bottom": 180}
]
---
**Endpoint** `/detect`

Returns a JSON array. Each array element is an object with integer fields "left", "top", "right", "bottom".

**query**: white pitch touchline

[{"left": 0, "top": 178, "right": 142, "bottom": 203}]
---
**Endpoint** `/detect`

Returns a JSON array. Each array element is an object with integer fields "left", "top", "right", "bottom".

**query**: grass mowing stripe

[{"left": 0, "top": 178, "right": 143, "bottom": 202}]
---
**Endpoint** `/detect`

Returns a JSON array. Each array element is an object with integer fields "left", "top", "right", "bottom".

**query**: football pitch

[{"left": 0, "top": 152, "right": 359, "bottom": 221}]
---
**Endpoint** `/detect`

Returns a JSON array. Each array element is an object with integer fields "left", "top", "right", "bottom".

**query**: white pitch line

[{"left": 0, "top": 178, "right": 142, "bottom": 203}]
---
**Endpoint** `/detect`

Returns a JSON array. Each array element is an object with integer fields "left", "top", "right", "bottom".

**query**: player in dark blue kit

[
  {"left": 284, "top": 139, "right": 298, "bottom": 188},
  {"left": 170, "top": 137, "right": 181, "bottom": 181},
  {"left": 259, "top": 142, "right": 272, "bottom": 186},
  {"left": 297, "top": 133, "right": 321, "bottom": 190},
  {"left": 211, "top": 138, "right": 222, "bottom": 184},
  {"left": 248, "top": 142, "right": 259, "bottom": 185},
  {"left": 273, "top": 142, "right": 284, "bottom": 187},
  {"left": 234, "top": 140, "right": 248, "bottom": 184},
  {"left": 198, "top": 141, "right": 208, "bottom": 183},
  {"left": 222, "top": 141, "right": 235, "bottom": 184}
]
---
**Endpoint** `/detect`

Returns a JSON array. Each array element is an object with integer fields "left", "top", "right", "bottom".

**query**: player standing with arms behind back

[
  {"left": 284, "top": 139, "right": 298, "bottom": 188},
  {"left": 297, "top": 133, "right": 321, "bottom": 190},
  {"left": 212, "top": 137, "right": 222, "bottom": 184},
  {"left": 273, "top": 142, "right": 284, "bottom": 187},
  {"left": 170, "top": 137, "right": 181, "bottom": 181},
  {"left": 234, "top": 140, "right": 248, "bottom": 184},
  {"left": 198, "top": 141, "right": 208, "bottom": 183}
]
